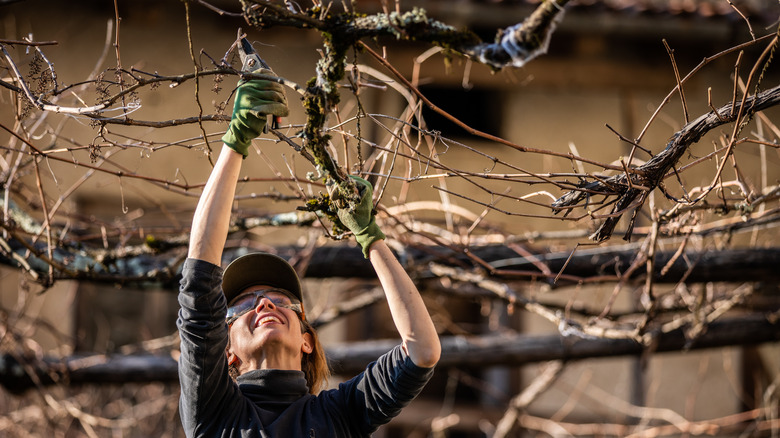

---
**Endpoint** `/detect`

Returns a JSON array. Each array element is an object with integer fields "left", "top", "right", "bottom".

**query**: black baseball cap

[{"left": 222, "top": 253, "right": 304, "bottom": 310}]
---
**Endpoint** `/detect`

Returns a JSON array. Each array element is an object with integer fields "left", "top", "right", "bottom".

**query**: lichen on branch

[{"left": 239, "top": 0, "right": 570, "bottom": 230}]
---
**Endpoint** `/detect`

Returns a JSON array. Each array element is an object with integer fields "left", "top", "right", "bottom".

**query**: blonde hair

[{"left": 300, "top": 319, "right": 330, "bottom": 394}]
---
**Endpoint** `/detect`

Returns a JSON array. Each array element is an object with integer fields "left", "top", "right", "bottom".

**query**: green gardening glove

[
  {"left": 221, "top": 70, "right": 289, "bottom": 157},
  {"left": 335, "top": 176, "right": 386, "bottom": 258}
]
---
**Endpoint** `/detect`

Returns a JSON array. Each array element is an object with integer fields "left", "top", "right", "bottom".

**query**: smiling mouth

[{"left": 256, "top": 315, "right": 281, "bottom": 327}]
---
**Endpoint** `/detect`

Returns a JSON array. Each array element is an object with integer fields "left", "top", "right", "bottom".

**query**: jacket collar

[{"left": 236, "top": 369, "right": 309, "bottom": 402}]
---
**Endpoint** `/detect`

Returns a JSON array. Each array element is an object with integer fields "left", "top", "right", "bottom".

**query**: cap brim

[{"left": 222, "top": 253, "right": 303, "bottom": 306}]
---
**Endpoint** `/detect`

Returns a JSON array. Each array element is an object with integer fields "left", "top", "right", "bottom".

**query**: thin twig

[
  {"left": 635, "top": 34, "right": 774, "bottom": 143},
  {"left": 197, "top": 0, "right": 243, "bottom": 16},
  {"left": 0, "top": 38, "right": 57, "bottom": 46},
  {"left": 493, "top": 361, "right": 564, "bottom": 438},
  {"left": 183, "top": 0, "right": 214, "bottom": 164},
  {"left": 663, "top": 39, "right": 689, "bottom": 124},
  {"left": 727, "top": 0, "right": 755, "bottom": 40},
  {"left": 359, "top": 41, "right": 635, "bottom": 174},
  {"left": 693, "top": 36, "right": 779, "bottom": 205}
]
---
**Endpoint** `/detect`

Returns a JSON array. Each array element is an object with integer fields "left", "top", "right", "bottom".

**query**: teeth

[{"left": 258, "top": 316, "right": 280, "bottom": 326}]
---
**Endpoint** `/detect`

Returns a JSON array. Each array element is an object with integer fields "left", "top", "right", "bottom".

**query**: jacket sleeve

[
  {"left": 331, "top": 344, "right": 435, "bottom": 435},
  {"left": 176, "top": 258, "right": 241, "bottom": 436}
]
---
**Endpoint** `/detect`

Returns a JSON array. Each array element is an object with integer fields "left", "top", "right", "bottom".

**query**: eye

[
  {"left": 228, "top": 294, "right": 255, "bottom": 308},
  {"left": 226, "top": 305, "right": 254, "bottom": 326},
  {"left": 262, "top": 293, "right": 293, "bottom": 306},
  {"left": 226, "top": 295, "right": 257, "bottom": 319},
  {"left": 226, "top": 304, "right": 247, "bottom": 319}
]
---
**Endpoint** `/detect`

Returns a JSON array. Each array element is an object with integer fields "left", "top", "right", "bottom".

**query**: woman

[{"left": 177, "top": 69, "right": 441, "bottom": 437}]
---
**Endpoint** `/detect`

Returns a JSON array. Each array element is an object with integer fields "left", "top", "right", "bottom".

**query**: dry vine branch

[
  {"left": 237, "top": 0, "right": 603, "bottom": 228},
  {"left": 242, "top": 0, "right": 570, "bottom": 69},
  {"left": 553, "top": 83, "right": 780, "bottom": 242},
  {"left": 0, "top": 1, "right": 779, "bottom": 436}
]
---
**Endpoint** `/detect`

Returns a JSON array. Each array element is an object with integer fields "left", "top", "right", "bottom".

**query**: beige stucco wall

[{"left": 1, "top": 1, "right": 777, "bottom": 434}]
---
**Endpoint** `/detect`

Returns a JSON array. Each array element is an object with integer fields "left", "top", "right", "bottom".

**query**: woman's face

[{"left": 226, "top": 285, "right": 312, "bottom": 373}]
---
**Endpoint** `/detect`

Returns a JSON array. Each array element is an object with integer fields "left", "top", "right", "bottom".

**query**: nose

[{"left": 254, "top": 296, "right": 276, "bottom": 312}]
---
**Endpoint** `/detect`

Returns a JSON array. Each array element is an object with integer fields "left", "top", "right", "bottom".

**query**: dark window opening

[{"left": 418, "top": 85, "right": 502, "bottom": 139}]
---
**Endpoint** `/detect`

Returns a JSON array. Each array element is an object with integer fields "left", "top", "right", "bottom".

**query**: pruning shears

[{"left": 237, "top": 29, "right": 282, "bottom": 132}]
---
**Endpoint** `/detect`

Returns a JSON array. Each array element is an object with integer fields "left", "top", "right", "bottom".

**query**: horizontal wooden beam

[
  {"left": 327, "top": 313, "right": 780, "bottom": 373},
  {"left": 1, "top": 314, "right": 776, "bottom": 392},
  {"left": 3, "top": 240, "right": 779, "bottom": 287}
]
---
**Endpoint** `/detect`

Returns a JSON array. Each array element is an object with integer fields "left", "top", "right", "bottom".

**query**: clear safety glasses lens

[{"left": 225, "top": 289, "right": 302, "bottom": 326}]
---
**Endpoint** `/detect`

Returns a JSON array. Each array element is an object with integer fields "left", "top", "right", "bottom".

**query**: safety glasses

[{"left": 226, "top": 288, "right": 303, "bottom": 327}]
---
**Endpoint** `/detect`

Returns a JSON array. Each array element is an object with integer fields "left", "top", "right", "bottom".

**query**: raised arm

[
  {"left": 334, "top": 177, "right": 441, "bottom": 368},
  {"left": 187, "top": 72, "right": 289, "bottom": 265},
  {"left": 368, "top": 240, "right": 441, "bottom": 367},
  {"left": 187, "top": 146, "right": 243, "bottom": 265}
]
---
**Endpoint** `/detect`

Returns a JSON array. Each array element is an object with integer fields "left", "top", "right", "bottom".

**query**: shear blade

[{"left": 239, "top": 36, "right": 270, "bottom": 72}]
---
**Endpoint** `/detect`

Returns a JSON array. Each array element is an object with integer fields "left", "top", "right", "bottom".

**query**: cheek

[
  {"left": 227, "top": 326, "right": 249, "bottom": 354},
  {"left": 226, "top": 329, "right": 237, "bottom": 353}
]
